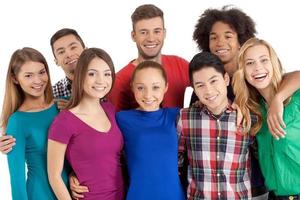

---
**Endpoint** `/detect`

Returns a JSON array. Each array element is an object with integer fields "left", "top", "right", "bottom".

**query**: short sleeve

[{"left": 48, "top": 111, "right": 73, "bottom": 144}]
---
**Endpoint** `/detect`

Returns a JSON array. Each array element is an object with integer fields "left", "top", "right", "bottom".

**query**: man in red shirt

[{"left": 108, "top": 4, "right": 190, "bottom": 111}]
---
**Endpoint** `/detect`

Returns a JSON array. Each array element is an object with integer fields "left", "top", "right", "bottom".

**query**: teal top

[
  {"left": 6, "top": 104, "right": 69, "bottom": 200},
  {"left": 257, "top": 89, "right": 300, "bottom": 195}
]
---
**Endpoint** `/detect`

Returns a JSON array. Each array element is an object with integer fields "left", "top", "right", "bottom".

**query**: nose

[
  {"left": 143, "top": 88, "right": 152, "bottom": 98},
  {"left": 146, "top": 31, "right": 155, "bottom": 41},
  {"left": 33, "top": 75, "right": 43, "bottom": 84},
  {"left": 216, "top": 36, "right": 225, "bottom": 46},
  {"left": 204, "top": 84, "right": 213, "bottom": 95}
]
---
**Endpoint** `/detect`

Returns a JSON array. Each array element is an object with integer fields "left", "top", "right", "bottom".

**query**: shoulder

[
  {"left": 164, "top": 107, "right": 180, "bottom": 116},
  {"left": 162, "top": 55, "right": 189, "bottom": 66}
]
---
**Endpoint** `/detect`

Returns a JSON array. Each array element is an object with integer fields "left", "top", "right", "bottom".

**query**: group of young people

[{"left": 1, "top": 3, "right": 300, "bottom": 200}]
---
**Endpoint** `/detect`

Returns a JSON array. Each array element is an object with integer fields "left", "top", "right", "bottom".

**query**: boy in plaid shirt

[{"left": 178, "top": 52, "right": 253, "bottom": 200}]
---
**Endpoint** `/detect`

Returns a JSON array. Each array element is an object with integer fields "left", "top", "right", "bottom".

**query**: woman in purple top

[{"left": 47, "top": 48, "right": 124, "bottom": 200}]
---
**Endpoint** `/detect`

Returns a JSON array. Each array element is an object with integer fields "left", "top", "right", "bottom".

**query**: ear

[
  {"left": 224, "top": 72, "right": 230, "bottom": 86},
  {"left": 163, "top": 28, "right": 166, "bottom": 39},
  {"left": 164, "top": 82, "right": 169, "bottom": 94},
  {"left": 131, "top": 31, "right": 136, "bottom": 42},
  {"left": 54, "top": 58, "right": 59, "bottom": 66},
  {"left": 12, "top": 75, "right": 19, "bottom": 84}
]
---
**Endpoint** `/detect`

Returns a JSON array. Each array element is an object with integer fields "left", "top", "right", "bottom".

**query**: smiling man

[{"left": 108, "top": 4, "right": 190, "bottom": 111}]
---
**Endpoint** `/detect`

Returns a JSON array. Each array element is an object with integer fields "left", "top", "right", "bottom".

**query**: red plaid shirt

[{"left": 178, "top": 104, "right": 253, "bottom": 200}]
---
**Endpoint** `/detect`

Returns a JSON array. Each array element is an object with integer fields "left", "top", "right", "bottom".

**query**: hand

[
  {"left": 231, "top": 103, "right": 244, "bottom": 128},
  {"left": 267, "top": 95, "right": 285, "bottom": 140},
  {"left": 69, "top": 172, "right": 89, "bottom": 200},
  {"left": 55, "top": 99, "right": 69, "bottom": 110},
  {"left": 0, "top": 135, "right": 16, "bottom": 154}
]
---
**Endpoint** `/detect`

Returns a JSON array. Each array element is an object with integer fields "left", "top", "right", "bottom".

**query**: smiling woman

[{"left": 0, "top": 1, "right": 300, "bottom": 199}]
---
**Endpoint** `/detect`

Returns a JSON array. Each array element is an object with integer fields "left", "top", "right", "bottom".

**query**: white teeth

[
  {"left": 253, "top": 73, "right": 267, "bottom": 79},
  {"left": 145, "top": 44, "right": 156, "bottom": 48},
  {"left": 143, "top": 100, "right": 154, "bottom": 104},
  {"left": 67, "top": 59, "right": 77, "bottom": 64},
  {"left": 32, "top": 85, "right": 42, "bottom": 89},
  {"left": 206, "top": 95, "right": 217, "bottom": 101},
  {"left": 93, "top": 86, "right": 105, "bottom": 91},
  {"left": 216, "top": 49, "right": 228, "bottom": 54}
]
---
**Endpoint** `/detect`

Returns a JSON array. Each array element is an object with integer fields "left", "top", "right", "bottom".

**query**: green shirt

[{"left": 257, "top": 89, "right": 300, "bottom": 195}]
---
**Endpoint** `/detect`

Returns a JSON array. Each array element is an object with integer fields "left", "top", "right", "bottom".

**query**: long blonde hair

[
  {"left": 0, "top": 47, "right": 53, "bottom": 130},
  {"left": 233, "top": 38, "right": 284, "bottom": 134}
]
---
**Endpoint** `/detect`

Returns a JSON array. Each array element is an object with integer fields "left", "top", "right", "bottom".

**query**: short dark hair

[
  {"left": 50, "top": 28, "right": 85, "bottom": 57},
  {"left": 131, "top": 4, "right": 164, "bottom": 30},
  {"left": 193, "top": 5, "right": 256, "bottom": 51},
  {"left": 189, "top": 51, "right": 225, "bottom": 86}
]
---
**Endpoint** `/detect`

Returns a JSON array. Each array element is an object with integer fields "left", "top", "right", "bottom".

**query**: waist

[{"left": 270, "top": 191, "right": 300, "bottom": 200}]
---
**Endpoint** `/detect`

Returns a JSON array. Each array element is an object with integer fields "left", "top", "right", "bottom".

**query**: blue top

[
  {"left": 6, "top": 104, "right": 69, "bottom": 200},
  {"left": 116, "top": 108, "right": 185, "bottom": 200}
]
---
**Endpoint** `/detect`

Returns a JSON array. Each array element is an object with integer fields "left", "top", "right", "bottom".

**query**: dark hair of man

[
  {"left": 131, "top": 4, "right": 164, "bottom": 30},
  {"left": 193, "top": 5, "right": 256, "bottom": 51},
  {"left": 50, "top": 28, "right": 85, "bottom": 57},
  {"left": 189, "top": 51, "right": 225, "bottom": 86}
]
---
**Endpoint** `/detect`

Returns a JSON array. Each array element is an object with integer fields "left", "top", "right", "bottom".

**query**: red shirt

[{"left": 109, "top": 55, "right": 190, "bottom": 111}]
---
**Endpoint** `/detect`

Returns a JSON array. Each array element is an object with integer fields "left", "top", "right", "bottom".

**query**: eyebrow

[
  {"left": 55, "top": 42, "right": 78, "bottom": 53},
  {"left": 194, "top": 75, "right": 218, "bottom": 85},
  {"left": 209, "top": 31, "right": 234, "bottom": 35}
]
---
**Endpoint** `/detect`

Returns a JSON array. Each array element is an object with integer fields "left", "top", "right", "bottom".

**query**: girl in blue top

[
  {"left": 0, "top": 47, "right": 68, "bottom": 200},
  {"left": 116, "top": 60, "right": 185, "bottom": 200}
]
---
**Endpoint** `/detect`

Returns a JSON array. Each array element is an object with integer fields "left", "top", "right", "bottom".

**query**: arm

[
  {"left": 6, "top": 119, "right": 27, "bottom": 199},
  {"left": 0, "top": 135, "right": 15, "bottom": 154},
  {"left": 47, "top": 139, "right": 72, "bottom": 200},
  {"left": 268, "top": 71, "right": 300, "bottom": 139}
]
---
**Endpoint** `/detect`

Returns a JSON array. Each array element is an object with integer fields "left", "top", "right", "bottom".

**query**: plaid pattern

[
  {"left": 178, "top": 105, "right": 252, "bottom": 200},
  {"left": 52, "top": 77, "right": 72, "bottom": 99}
]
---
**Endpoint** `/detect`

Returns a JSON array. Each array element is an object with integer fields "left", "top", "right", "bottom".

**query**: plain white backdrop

[{"left": 0, "top": 0, "right": 299, "bottom": 199}]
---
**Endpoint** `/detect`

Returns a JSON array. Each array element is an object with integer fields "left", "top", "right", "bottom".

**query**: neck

[
  {"left": 258, "top": 86, "right": 274, "bottom": 105},
  {"left": 75, "top": 96, "right": 102, "bottom": 114},
  {"left": 224, "top": 62, "right": 237, "bottom": 77},
  {"left": 21, "top": 95, "right": 49, "bottom": 111},
  {"left": 133, "top": 54, "right": 162, "bottom": 66},
  {"left": 208, "top": 98, "right": 229, "bottom": 116}
]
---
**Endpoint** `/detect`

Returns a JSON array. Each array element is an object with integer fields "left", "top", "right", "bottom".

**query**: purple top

[{"left": 49, "top": 102, "right": 124, "bottom": 200}]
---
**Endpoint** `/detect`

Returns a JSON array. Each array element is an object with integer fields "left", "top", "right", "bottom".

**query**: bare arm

[
  {"left": 268, "top": 71, "right": 300, "bottom": 139},
  {"left": 47, "top": 139, "right": 72, "bottom": 200}
]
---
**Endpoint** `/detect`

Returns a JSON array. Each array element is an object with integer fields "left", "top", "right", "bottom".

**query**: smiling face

[
  {"left": 244, "top": 44, "right": 273, "bottom": 93},
  {"left": 132, "top": 67, "right": 168, "bottom": 111},
  {"left": 83, "top": 57, "right": 113, "bottom": 100},
  {"left": 131, "top": 17, "right": 166, "bottom": 62},
  {"left": 53, "top": 34, "right": 85, "bottom": 80},
  {"left": 15, "top": 61, "right": 49, "bottom": 99},
  {"left": 209, "top": 21, "right": 240, "bottom": 76},
  {"left": 193, "top": 67, "right": 229, "bottom": 115}
]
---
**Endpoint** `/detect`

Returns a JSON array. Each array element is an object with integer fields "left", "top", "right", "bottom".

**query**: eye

[
  {"left": 70, "top": 45, "right": 78, "bottom": 50},
  {"left": 211, "top": 79, "right": 218, "bottom": 84},
  {"left": 137, "top": 86, "right": 144, "bottom": 91},
  {"left": 88, "top": 72, "right": 96, "bottom": 77},
  {"left": 153, "top": 85, "right": 160, "bottom": 90},
  {"left": 209, "top": 36, "right": 217, "bottom": 41},
  {"left": 57, "top": 50, "right": 65, "bottom": 55},
  {"left": 261, "top": 58, "right": 269, "bottom": 64},
  {"left": 24, "top": 74, "right": 32, "bottom": 78},
  {"left": 154, "top": 29, "right": 162, "bottom": 35},
  {"left": 140, "top": 30, "right": 147, "bottom": 35},
  {"left": 39, "top": 69, "right": 47, "bottom": 75},
  {"left": 245, "top": 61, "right": 255, "bottom": 66},
  {"left": 104, "top": 72, "right": 112, "bottom": 77}
]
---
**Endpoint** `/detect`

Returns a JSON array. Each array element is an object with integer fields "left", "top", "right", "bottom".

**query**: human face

[
  {"left": 15, "top": 61, "right": 49, "bottom": 99},
  {"left": 244, "top": 45, "right": 273, "bottom": 94},
  {"left": 132, "top": 68, "right": 168, "bottom": 111},
  {"left": 53, "top": 34, "right": 84, "bottom": 80},
  {"left": 193, "top": 67, "right": 229, "bottom": 115},
  {"left": 83, "top": 57, "right": 113, "bottom": 99},
  {"left": 209, "top": 21, "right": 240, "bottom": 75},
  {"left": 131, "top": 17, "right": 166, "bottom": 61}
]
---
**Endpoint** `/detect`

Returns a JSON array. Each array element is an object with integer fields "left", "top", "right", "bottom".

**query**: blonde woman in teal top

[
  {"left": 233, "top": 38, "right": 300, "bottom": 197},
  {"left": 0, "top": 47, "right": 68, "bottom": 199}
]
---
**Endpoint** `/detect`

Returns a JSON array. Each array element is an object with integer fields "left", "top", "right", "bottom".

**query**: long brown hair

[
  {"left": 66, "top": 48, "right": 115, "bottom": 109},
  {"left": 1, "top": 47, "right": 53, "bottom": 130},
  {"left": 233, "top": 38, "right": 285, "bottom": 134}
]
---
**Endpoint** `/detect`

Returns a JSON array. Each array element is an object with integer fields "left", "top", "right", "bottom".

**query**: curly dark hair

[{"left": 193, "top": 5, "right": 256, "bottom": 51}]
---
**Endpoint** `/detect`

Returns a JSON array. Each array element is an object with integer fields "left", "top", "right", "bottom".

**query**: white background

[{"left": 0, "top": 1, "right": 299, "bottom": 199}]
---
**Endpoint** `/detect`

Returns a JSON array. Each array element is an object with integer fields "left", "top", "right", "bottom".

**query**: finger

[
  {"left": 267, "top": 118, "right": 281, "bottom": 139},
  {"left": 72, "top": 191, "right": 84, "bottom": 199},
  {"left": 276, "top": 114, "right": 286, "bottom": 129},
  {"left": 73, "top": 185, "right": 89, "bottom": 193},
  {"left": 1, "top": 148, "right": 13, "bottom": 154},
  {"left": 0, "top": 135, "right": 14, "bottom": 142}
]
